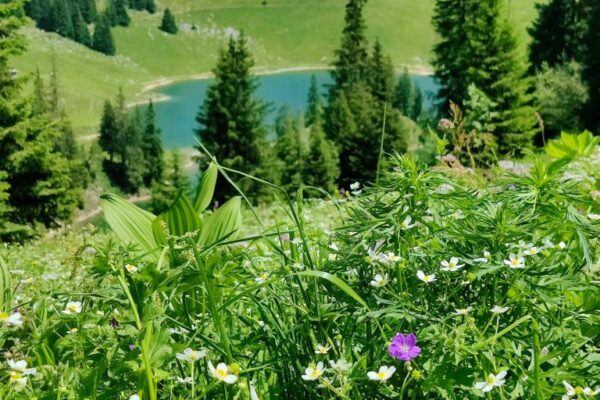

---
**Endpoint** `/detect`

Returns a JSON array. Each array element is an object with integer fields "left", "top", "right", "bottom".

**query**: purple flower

[
  {"left": 389, "top": 333, "right": 421, "bottom": 361},
  {"left": 129, "top": 344, "right": 136, "bottom": 351}
]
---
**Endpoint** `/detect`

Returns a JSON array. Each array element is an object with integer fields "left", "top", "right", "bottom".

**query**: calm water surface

[{"left": 150, "top": 70, "right": 438, "bottom": 149}]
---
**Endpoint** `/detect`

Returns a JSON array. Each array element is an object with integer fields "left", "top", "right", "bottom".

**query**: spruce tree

[
  {"left": 411, "top": 85, "right": 424, "bottom": 121},
  {"left": 274, "top": 105, "right": 305, "bottom": 191},
  {"left": 24, "top": 0, "right": 43, "bottom": 22},
  {"left": 92, "top": 14, "right": 116, "bottom": 55},
  {"left": 195, "top": 33, "right": 266, "bottom": 199},
  {"left": 368, "top": 38, "right": 395, "bottom": 104},
  {"left": 99, "top": 99, "right": 118, "bottom": 161},
  {"left": 160, "top": 8, "right": 178, "bottom": 34},
  {"left": 31, "top": 68, "right": 46, "bottom": 116},
  {"left": 36, "top": 0, "right": 53, "bottom": 31},
  {"left": 305, "top": 74, "right": 322, "bottom": 127},
  {"left": 146, "top": 0, "right": 156, "bottom": 14},
  {"left": 141, "top": 100, "right": 164, "bottom": 186},
  {"left": 53, "top": 0, "right": 75, "bottom": 39},
  {"left": 582, "top": 0, "right": 600, "bottom": 132},
  {"left": 110, "top": 0, "right": 130, "bottom": 27},
  {"left": 122, "top": 110, "right": 145, "bottom": 193},
  {"left": 79, "top": 0, "right": 97, "bottom": 24},
  {"left": 303, "top": 118, "right": 339, "bottom": 193},
  {"left": 330, "top": 0, "right": 370, "bottom": 94},
  {"left": 394, "top": 68, "right": 413, "bottom": 117},
  {"left": 71, "top": 3, "right": 91, "bottom": 47}
]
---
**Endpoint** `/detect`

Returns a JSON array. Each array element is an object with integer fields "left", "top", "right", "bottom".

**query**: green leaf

[
  {"left": 100, "top": 194, "right": 158, "bottom": 258},
  {"left": 194, "top": 162, "right": 218, "bottom": 213},
  {"left": 546, "top": 130, "right": 600, "bottom": 159},
  {"left": 294, "top": 270, "right": 368, "bottom": 308},
  {"left": 152, "top": 191, "right": 202, "bottom": 246},
  {"left": 0, "top": 253, "right": 11, "bottom": 312},
  {"left": 199, "top": 196, "right": 243, "bottom": 247}
]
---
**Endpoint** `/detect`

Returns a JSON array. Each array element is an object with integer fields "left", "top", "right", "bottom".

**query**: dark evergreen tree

[
  {"left": 78, "top": 0, "right": 97, "bottom": 24},
  {"left": 150, "top": 150, "right": 190, "bottom": 213},
  {"left": 71, "top": 3, "right": 91, "bottom": 47},
  {"left": 35, "top": 0, "right": 53, "bottom": 31},
  {"left": 368, "top": 38, "right": 395, "bottom": 104},
  {"left": 109, "top": 0, "right": 130, "bottom": 27},
  {"left": 274, "top": 105, "right": 305, "bottom": 191},
  {"left": 121, "top": 109, "right": 145, "bottom": 193},
  {"left": 330, "top": 0, "right": 370, "bottom": 95},
  {"left": 24, "top": 0, "right": 43, "bottom": 22},
  {"left": 305, "top": 74, "right": 322, "bottom": 127},
  {"left": 145, "top": 0, "right": 156, "bottom": 14},
  {"left": 99, "top": 99, "right": 118, "bottom": 160},
  {"left": 411, "top": 84, "right": 424, "bottom": 121},
  {"left": 31, "top": 68, "right": 46, "bottom": 116},
  {"left": 92, "top": 14, "right": 116, "bottom": 55},
  {"left": 394, "top": 68, "right": 413, "bottom": 117},
  {"left": 53, "top": 0, "right": 75, "bottom": 39},
  {"left": 196, "top": 34, "right": 266, "bottom": 199},
  {"left": 160, "top": 8, "right": 177, "bottom": 34},
  {"left": 141, "top": 100, "right": 164, "bottom": 186},
  {"left": 582, "top": 0, "right": 600, "bottom": 132},
  {"left": 303, "top": 118, "right": 339, "bottom": 193}
]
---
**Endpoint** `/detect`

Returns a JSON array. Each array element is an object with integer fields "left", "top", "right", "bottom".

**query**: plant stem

[{"left": 532, "top": 319, "right": 542, "bottom": 400}]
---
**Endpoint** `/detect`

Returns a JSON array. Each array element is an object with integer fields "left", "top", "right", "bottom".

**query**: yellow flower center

[
  {"left": 9, "top": 372, "right": 22, "bottom": 381},
  {"left": 217, "top": 368, "right": 229, "bottom": 379},
  {"left": 310, "top": 369, "right": 320, "bottom": 379},
  {"left": 511, "top": 259, "right": 519, "bottom": 266},
  {"left": 0, "top": 311, "right": 8, "bottom": 321},
  {"left": 575, "top": 387, "right": 584, "bottom": 394},
  {"left": 377, "top": 371, "right": 387, "bottom": 380},
  {"left": 68, "top": 305, "right": 78, "bottom": 312},
  {"left": 486, "top": 376, "right": 495, "bottom": 384}
]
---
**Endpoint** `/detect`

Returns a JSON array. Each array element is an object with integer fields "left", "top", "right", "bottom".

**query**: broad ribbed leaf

[
  {"left": 199, "top": 196, "right": 242, "bottom": 247},
  {"left": 294, "top": 270, "right": 368, "bottom": 308},
  {"left": 0, "top": 254, "right": 11, "bottom": 311},
  {"left": 152, "top": 191, "right": 202, "bottom": 246},
  {"left": 100, "top": 194, "right": 158, "bottom": 257},
  {"left": 194, "top": 163, "right": 218, "bottom": 213}
]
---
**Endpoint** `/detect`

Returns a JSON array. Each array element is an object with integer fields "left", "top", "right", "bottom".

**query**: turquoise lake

[{"left": 150, "top": 70, "right": 438, "bottom": 149}]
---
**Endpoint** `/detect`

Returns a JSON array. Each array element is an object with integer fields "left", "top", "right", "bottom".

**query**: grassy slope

[{"left": 13, "top": 0, "right": 538, "bottom": 133}]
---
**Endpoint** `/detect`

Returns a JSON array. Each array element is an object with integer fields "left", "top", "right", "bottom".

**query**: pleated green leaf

[
  {"left": 194, "top": 162, "right": 218, "bottom": 213},
  {"left": 152, "top": 191, "right": 202, "bottom": 246},
  {"left": 0, "top": 254, "right": 12, "bottom": 312},
  {"left": 294, "top": 270, "right": 368, "bottom": 308},
  {"left": 199, "top": 196, "right": 243, "bottom": 247},
  {"left": 100, "top": 194, "right": 158, "bottom": 257}
]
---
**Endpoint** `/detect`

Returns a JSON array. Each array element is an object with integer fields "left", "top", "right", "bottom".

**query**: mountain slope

[{"left": 13, "top": 0, "right": 539, "bottom": 132}]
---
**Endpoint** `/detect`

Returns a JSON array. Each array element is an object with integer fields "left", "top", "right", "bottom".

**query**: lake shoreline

[{"left": 131, "top": 64, "right": 434, "bottom": 107}]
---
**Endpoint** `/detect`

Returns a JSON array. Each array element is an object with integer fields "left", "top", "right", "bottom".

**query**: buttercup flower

[
  {"left": 382, "top": 252, "right": 402, "bottom": 264},
  {"left": 125, "top": 264, "right": 138, "bottom": 273},
  {"left": 255, "top": 272, "right": 269, "bottom": 284},
  {"left": 503, "top": 254, "right": 525, "bottom": 269},
  {"left": 329, "top": 359, "right": 352, "bottom": 372},
  {"left": 389, "top": 333, "right": 421, "bottom": 361},
  {"left": 523, "top": 244, "right": 540, "bottom": 256},
  {"left": 417, "top": 270, "right": 436, "bottom": 283},
  {"left": 490, "top": 305, "right": 509, "bottom": 314},
  {"left": 370, "top": 274, "right": 389, "bottom": 288},
  {"left": 7, "top": 359, "right": 36, "bottom": 389},
  {"left": 62, "top": 301, "right": 82, "bottom": 315},
  {"left": 562, "top": 381, "right": 600, "bottom": 399},
  {"left": 302, "top": 361, "right": 325, "bottom": 381},
  {"left": 0, "top": 311, "right": 23, "bottom": 327},
  {"left": 176, "top": 348, "right": 207, "bottom": 362},
  {"left": 367, "top": 366, "right": 396, "bottom": 382},
  {"left": 474, "top": 371, "right": 507, "bottom": 392},
  {"left": 208, "top": 361, "right": 238, "bottom": 384},
  {"left": 400, "top": 216, "right": 416, "bottom": 230},
  {"left": 440, "top": 257, "right": 464, "bottom": 272},
  {"left": 315, "top": 344, "right": 330, "bottom": 354}
]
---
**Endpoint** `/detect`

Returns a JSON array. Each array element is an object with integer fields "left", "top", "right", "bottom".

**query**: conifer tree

[
  {"left": 160, "top": 8, "right": 178, "bottom": 34},
  {"left": 141, "top": 100, "right": 164, "bottom": 186},
  {"left": 303, "top": 118, "right": 339, "bottom": 193},
  {"left": 92, "top": 14, "right": 116, "bottom": 55},
  {"left": 274, "top": 105, "right": 305, "bottom": 191},
  {"left": 411, "top": 85, "right": 424, "bottom": 121},
  {"left": 99, "top": 99, "right": 118, "bottom": 161},
  {"left": 150, "top": 150, "right": 190, "bottom": 213},
  {"left": 582, "top": 0, "right": 600, "bottom": 132},
  {"left": 145, "top": 0, "right": 156, "bottom": 14},
  {"left": 53, "top": 0, "right": 75, "bottom": 39},
  {"left": 196, "top": 33, "right": 266, "bottom": 199},
  {"left": 305, "top": 74, "right": 322, "bottom": 127},
  {"left": 24, "top": 0, "right": 43, "bottom": 22},
  {"left": 79, "top": 0, "right": 97, "bottom": 24},
  {"left": 121, "top": 109, "right": 145, "bottom": 193},
  {"left": 394, "top": 68, "right": 413, "bottom": 117},
  {"left": 109, "top": 0, "right": 130, "bottom": 27},
  {"left": 31, "top": 69, "right": 46, "bottom": 116},
  {"left": 330, "top": 0, "right": 370, "bottom": 94},
  {"left": 35, "top": 0, "right": 53, "bottom": 31},
  {"left": 71, "top": 3, "right": 91, "bottom": 47},
  {"left": 368, "top": 39, "right": 395, "bottom": 104},
  {"left": 49, "top": 56, "right": 60, "bottom": 116}
]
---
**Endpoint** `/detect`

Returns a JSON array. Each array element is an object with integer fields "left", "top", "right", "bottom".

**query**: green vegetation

[
  {"left": 159, "top": 7, "right": 177, "bottom": 34},
  {"left": 14, "top": 0, "right": 539, "bottom": 132}
]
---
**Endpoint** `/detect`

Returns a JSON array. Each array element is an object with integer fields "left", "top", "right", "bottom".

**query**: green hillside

[{"left": 14, "top": 0, "right": 539, "bottom": 133}]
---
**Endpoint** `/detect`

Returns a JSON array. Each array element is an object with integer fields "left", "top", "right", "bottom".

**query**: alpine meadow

[{"left": 0, "top": 0, "right": 599, "bottom": 399}]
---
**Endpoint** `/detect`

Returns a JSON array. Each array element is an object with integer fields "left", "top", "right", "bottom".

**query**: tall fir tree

[
  {"left": 35, "top": 0, "right": 53, "bottom": 31},
  {"left": 394, "top": 68, "right": 413, "bottom": 117},
  {"left": 274, "top": 105, "right": 305, "bottom": 191},
  {"left": 195, "top": 33, "right": 266, "bottom": 199},
  {"left": 160, "top": 8, "right": 178, "bottom": 34},
  {"left": 368, "top": 38, "right": 395, "bottom": 104},
  {"left": 122, "top": 109, "right": 145, "bottom": 193},
  {"left": 411, "top": 85, "right": 424, "bottom": 121},
  {"left": 303, "top": 118, "right": 339, "bottom": 193},
  {"left": 141, "top": 100, "right": 164, "bottom": 186},
  {"left": 71, "top": 3, "right": 91, "bottom": 47},
  {"left": 145, "top": 0, "right": 156, "bottom": 14},
  {"left": 305, "top": 74, "right": 322, "bottom": 127},
  {"left": 92, "top": 14, "right": 116, "bottom": 55},
  {"left": 330, "top": 0, "right": 370, "bottom": 95},
  {"left": 52, "top": 0, "right": 75, "bottom": 39},
  {"left": 79, "top": 0, "right": 97, "bottom": 24},
  {"left": 432, "top": 0, "right": 535, "bottom": 151},
  {"left": 99, "top": 99, "right": 118, "bottom": 160},
  {"left": 109, "top": 0, "right": 130, "bottom": 27},
  {"left": 582, "top": 0, "right": 600, "bottom": 132}
]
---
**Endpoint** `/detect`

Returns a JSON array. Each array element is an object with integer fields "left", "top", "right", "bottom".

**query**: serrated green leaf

[
  {"left": 194, "top": 162, "right": 218, "bottom": 213},
  {"left": 100, "top": 194, "right": 158, "bottom": 258},
  {"left": 199, "top": 196, "right": 243, "bottom": 247}
]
